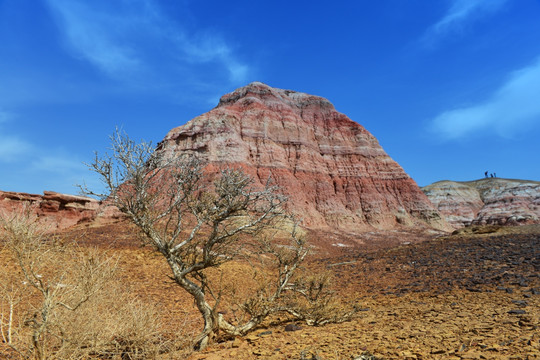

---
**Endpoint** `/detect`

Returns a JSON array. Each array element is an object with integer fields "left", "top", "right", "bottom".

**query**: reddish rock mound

[
  {"left": 423, "top": 178, "right": 540, "bottom": 228},
  {"left": 157, "top": 82, "right": 448, "bottom": 233},
  {"left": 0, "top": 190, "right": 99, "bottom": 231}
]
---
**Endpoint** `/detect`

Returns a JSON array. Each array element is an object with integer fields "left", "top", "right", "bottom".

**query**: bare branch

[{"left": 83, "top": 129, "right": 348, "bottom": 350}]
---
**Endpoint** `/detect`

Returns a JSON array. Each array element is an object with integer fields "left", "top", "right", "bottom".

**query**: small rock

[
  {"left": 507, "top": 309, "right": 526, "bottom": 315},
  {"left": 431, "top": 348, "right": 446, "bottom": 354},
  {"left": 252, "top": 349, "right": 273, "bottom": 356},
  {"left": 511, "top": 300, "right": 528, "bottom": 307},
  {"left": 284, "top": 323, "right": 302, "bottom": 332},
  {"left": 460, "top": 351, "right": 483, "bottom": 359},
  {"left": 231, "top": 337, "right": 242, "bottom": 348}
]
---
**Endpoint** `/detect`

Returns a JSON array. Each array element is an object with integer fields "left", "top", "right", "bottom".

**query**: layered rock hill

[
  {"left": 0, "top": 190, "right": 99, "bottom": 231},
  {"left": 422, "top": 178, "right": 540, "bottom": 228},
  {"left": 157, "top": 82, "right": 447, "bottom": 233}
]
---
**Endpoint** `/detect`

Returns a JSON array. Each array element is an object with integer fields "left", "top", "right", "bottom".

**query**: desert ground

[{"left": 2, "top": 221, "right": 538, "bottom": 360}]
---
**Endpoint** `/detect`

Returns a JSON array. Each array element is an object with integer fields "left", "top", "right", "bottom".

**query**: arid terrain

[
  {"left": 1, "top": 84, "right": 539, "bottom": 359},
  {"left": 2, "top": 221, "right": 538, "bottom": 359}
]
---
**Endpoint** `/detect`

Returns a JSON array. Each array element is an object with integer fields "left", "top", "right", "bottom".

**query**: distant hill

[{"left": 422, "top": 178, "right": 540, "bottom": 228}]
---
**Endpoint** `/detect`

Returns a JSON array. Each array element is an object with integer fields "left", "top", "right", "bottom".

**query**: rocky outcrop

[
  {"left": 422, "top": 178, "right": 540, "bottom": 228},
  {"left": 157, "top": 82, "right": 448, "bottom": 233},
  {"left": 0, "top": 190, "right": 99, "bottom": 231}
]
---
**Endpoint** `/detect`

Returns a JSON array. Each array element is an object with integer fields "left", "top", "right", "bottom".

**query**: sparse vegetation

[
  {"left": 82, "top": 129, "right": 355, "bottom": 349},
  {"left": 0, "top": 206, "right": 185, "bottom": 359}
]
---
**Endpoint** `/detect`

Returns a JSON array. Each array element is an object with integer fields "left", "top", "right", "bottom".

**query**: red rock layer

[
  {"left": 157, "top": 82, "right": 447, "bottom": 233},
  {"left": 0, "top": 190, "right": 99, "bottom": 231}
]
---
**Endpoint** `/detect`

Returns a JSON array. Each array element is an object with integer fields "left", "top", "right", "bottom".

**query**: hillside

[{"left": 422, "top": 178, "right": 540, "bottom": 228}]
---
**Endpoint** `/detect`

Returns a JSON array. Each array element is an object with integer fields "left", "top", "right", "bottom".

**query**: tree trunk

[
  {"left": 167, "top": 259, "right": 218, "bottom": 350},
  {"left": 192, "top": 297, "right": 216, "bottom": 350}
]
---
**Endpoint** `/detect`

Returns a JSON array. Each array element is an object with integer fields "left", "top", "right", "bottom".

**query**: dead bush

[{"left": 0, "top": 206, "right": 188, "bottom": 359}]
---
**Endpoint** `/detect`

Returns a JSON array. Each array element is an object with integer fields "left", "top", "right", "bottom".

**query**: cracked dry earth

[{"left": 2, "top": 224, "right": 539, "bottom": 359}]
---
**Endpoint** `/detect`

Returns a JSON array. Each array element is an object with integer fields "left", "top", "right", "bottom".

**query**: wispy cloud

[
  {"left": 0, "top": 141, "right": 92, "bottom": 193},
  {"left": 44, "top": 0, "right": 250, "bottom": 87},
  {"left": 0, "top": 107, "right": 91, "bottom": 193},
  {"left": 423, "top": 0, "right": 508, "bottom": 44},
  {"left": 0, "top": 136, "right": 32, "bottom": 162},
  {"left": 430, "top": 57, "right": 540, "bottom": 140},
  {"left": 0, "top": 110, "right": 32, "bottom": 162},
  {"left": 45, "top": 0, "right": 141, "bottom": 76}
]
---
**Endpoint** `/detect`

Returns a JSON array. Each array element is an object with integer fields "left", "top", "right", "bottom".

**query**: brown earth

[{"left": 2, "top": 222, "right": 538, "bottom": 359}]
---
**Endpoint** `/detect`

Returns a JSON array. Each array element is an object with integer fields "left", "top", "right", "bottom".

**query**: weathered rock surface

[
  {"left": 422, "top": 178, "right": 540, "bottom": 228},
  {"left": 157, "top": 82, "right": 448, "bottom": 233},
  {"left": 0, "top": 190, "right": 99, "bottom": 231}
]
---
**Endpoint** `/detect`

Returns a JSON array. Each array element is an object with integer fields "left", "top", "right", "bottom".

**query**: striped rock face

[
  {"left": 423, "top": 178, "right": 540, "bottom": 228},
  {"left": 157, "top": 82, "right": 447, "bottom": 233}
]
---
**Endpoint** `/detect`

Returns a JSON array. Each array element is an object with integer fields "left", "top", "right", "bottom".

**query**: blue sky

[{"left": 1, "top": 0, "right": 540, "bottom": 194}]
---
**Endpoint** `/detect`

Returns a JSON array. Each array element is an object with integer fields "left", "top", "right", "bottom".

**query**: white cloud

[
  {"left": 423, "top": 0, "right": 508, "bottom": 44},
  {"left": 431, "top": 57, "right": 540, "bottom": 139},
  {"left": 44, "top": 0, "right": 250, "bottom": 85},
  {"left": 45, "top": 0, "right": 144, "bottom": 76}
]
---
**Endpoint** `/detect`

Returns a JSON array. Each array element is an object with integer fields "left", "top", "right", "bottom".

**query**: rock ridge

[
  {"left": 0, "top": 190, "right": 100, "bottom": 231},
  {"left": 422, "top": 178, "right": 540, "bottom": 228}
]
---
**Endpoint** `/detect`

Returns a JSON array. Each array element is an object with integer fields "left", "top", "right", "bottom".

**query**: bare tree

[{"left": 82, "top": 129, "right": 319, "bottom": 349}]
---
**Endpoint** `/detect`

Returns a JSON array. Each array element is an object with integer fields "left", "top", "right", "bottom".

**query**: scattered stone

[
  {"left": 507, "top": 309, "right": 527, "bottom": 315},
  {"left": 431, "top": 348, "right": 446, "bottom": 354},
  {"left": 466, "top": 287, "right": 482, "bottom": 293},
  {"left": 511, "top": 300, "right": 528, "bottom": 307}
]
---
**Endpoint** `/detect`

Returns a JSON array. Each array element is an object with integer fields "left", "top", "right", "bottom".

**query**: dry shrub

[
  {"left": 282, "top": 271, "right": 358, "bottom": 326},
  {"left": 201, "top": 259, "right": 356, "bottom": 333},
  {"left": 0, "top": 206, "right": 189, "bottom": 359},
  {"left": 55, "top": 283, "right": 164, "bottom": 359}
]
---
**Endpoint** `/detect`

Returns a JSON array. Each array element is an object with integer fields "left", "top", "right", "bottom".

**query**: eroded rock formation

[
  {"left": 422, "top": 178, "right": 540, "bottom": 228},
  {"left": 0, "top": 190, "right": 99, "bottom": 231},
  {"left": 157, "top": 82, "right": 447, "bottom": 233}
]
